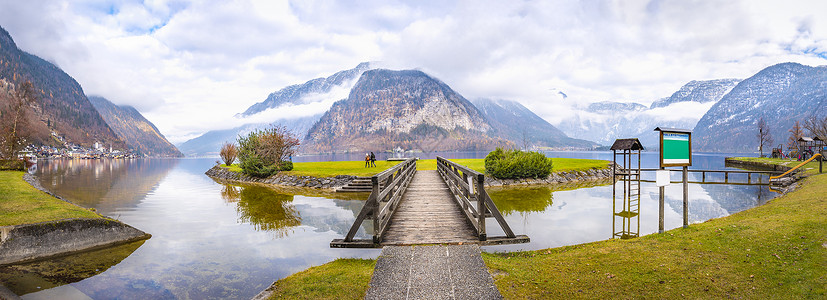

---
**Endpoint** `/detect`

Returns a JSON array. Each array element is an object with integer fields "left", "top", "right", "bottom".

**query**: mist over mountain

[
  {"left": 240, "top": 62, "right": 371, "bottom": 117},
  {"left": 0, "top": 26, "right": 122, "bottom": 148},
  {"left": 178, "top": 63, "right": 372, "bottom": 156},
  {"left": 177, "top": 115, "right": 320, "bottom": 157},
  {"left": 693, "top": 62, "right": 827, "bottom": 152},
  {"left": 471, "top": 98, "right": 596, "bottom": 149},
  {"left": 557, "top": 78, "right": 740, "bottom": 148},
  {"left": 89, "top": 96, "right": 182, "bottom": 157}
]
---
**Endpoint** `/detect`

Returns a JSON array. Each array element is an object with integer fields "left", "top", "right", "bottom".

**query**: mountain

[
  {"left": 556, "top": 101, "right": 649, "bottom": 146},
  {"left": 178, "top": 63, "right": 372, "bottom": 156},
  {"left": 0, "top": 26, "right": 122, "bottom": 148},
  {"left": 89, "top": 96, "right": 182, "bottom": 157},
  {"left": 304, "top": 69, "right": 508, "bottom": 153},
  {"left": 177, "top": 115, "right": 319, "bottom": 157},
  {"left": 650, "top": 79, "right": 740, "bottom": 109},
  {"left": 470, "top": 98, "right": 597, "bottom": 149},
  {"left": 557, "top": 78, "right": 740, "bottom": 148},
  {"left": 693, "top": 62, "right": 827, "bottom": 152},
  {"left": 240, "top": 62, "right": 371, "bottom": 116}
]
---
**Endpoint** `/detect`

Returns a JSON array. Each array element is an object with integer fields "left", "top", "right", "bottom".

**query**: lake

[{"left": 0, "top": 151, "right": 778, "bottom": 299}]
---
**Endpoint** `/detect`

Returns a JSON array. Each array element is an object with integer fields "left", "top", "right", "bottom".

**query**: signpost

[{"left": 654, "top": 127, "right": 693, "bottom": 232}]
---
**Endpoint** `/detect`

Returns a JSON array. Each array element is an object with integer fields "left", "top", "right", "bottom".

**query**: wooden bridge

[{"left": 331, "top": 157, "right": 529, "bottom": 248}]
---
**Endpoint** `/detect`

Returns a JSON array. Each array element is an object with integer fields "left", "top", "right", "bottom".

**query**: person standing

[
  {"left": 365, "top": 153, "right": 370, "bottom": 168},
  {"left": 370, "top": 152, "right": 376, "bottom": 167}
]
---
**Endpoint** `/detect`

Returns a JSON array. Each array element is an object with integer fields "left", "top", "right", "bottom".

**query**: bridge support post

[
  {"left": 476, "top": 174, "right": 486, "bottom": 241},
  {"left": 371, "top": 176, "right": 380, "bottom": 244}
]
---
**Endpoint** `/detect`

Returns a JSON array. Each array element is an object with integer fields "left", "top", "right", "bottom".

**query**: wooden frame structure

[{"left": 610, "top": 138, "right": 643, "bottom": 239}]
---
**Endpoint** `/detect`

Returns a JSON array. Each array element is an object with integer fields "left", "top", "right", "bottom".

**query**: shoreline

[
  {"left": 0, "top": 172, "right": 151, "bottom": 267},
  {"left": 204, "top": 163, "right": 617, "bottom": 191}
]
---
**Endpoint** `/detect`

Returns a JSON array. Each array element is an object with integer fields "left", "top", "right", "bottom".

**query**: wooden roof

[
  {"left": 610, "top": 138, "right": 644, "bottom": 150},
  {"left": 653, "top": 127, "right": 692, "bottom": 133}
]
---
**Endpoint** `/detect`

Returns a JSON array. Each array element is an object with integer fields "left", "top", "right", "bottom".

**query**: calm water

[{"left": 0, "top": 152, "right": 778, "bottom": 299}]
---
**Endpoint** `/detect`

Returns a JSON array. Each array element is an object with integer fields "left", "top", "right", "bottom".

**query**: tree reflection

[
  {"left": 487, "top": 186, "right": 553, "bottom": 216},
  {"left": 221, "top": 185, "right": 242, "bottom": 203},
  {"left": 224, "top": 185, "right": 302, "bottom": 238}
]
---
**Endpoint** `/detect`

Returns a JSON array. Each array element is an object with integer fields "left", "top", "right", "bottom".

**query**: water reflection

[
  {"left": 34, "top": 159, "right": 178, "bottom": 215},
  {"left": 486, "top": 186, "right": 553, "bottom": 216},
  {"left": 0, "top": 240, "right": 146, "bottom": 296},
  {"left": 484, "top": 177, "right": 779, "bottom": 252},
  {"left": 7, "top": 158, "right": 379, "bottom": 299},
  {"left": 220, "top": 184, "right": 302, "bottom": 238}
]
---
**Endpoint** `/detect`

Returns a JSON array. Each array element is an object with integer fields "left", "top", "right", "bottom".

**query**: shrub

[
  {"left": 484, "top": 147, "right": 553, "bottom": 179},
  {"left": 220, "top": 142, "right": 237, "bottom": 166},
  {"left": 237, "top": 125, "right": 300, "bottom": 178}
]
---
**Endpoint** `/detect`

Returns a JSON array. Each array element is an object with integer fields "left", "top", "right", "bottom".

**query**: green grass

[
  {"left": 263, "top": 173, "right": 827, "bottom": 299},
  {"left": 483, "top": 173, "right": 827, "bottom": 299},
  {"left": 264, "top": 258, "right": 376, "bottom": 299},
  {"left": 729, "top": 157, "right": 825, "bottom": 176},
  {"left": 220, "top": 158, "right": 610, "bottom": 178},
  {"left": 0, "top": 171, "right": 101, "bottom": 226}
]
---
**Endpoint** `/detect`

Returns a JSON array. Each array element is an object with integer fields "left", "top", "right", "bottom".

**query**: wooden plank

[{"left": 381, "top": 170, "right": 477, "bottom": 245}]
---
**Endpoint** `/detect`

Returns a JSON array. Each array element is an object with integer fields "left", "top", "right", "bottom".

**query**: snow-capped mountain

[
  {"left": 693, "top": 62, "right": 827, "bottom": 152},
  {"left": 650, "top": 79, "right": 740, "bottom": 109},
  {"left": 557, "top": 78, "right": 741, "bottom": 148}
]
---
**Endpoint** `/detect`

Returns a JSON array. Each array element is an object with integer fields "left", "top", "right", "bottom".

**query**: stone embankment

[
  {"left": 484, "top": 166, "right": 616, "bottom": 187},
  {"left": 205, "top": 166, "right": 356, "bottom": 189},
  {"left": 0, "top": 218, "right": 151, "bottom": 266}
]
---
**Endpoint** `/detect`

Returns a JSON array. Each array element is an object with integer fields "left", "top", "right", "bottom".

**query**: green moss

[
  {"left": 265, "top": 258, "right": 376, "bottom": 299},
  {"left": 0, "top": 171, "right": 101, "bottom": 226}
]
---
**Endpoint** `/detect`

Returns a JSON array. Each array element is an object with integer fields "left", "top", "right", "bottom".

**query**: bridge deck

[{"left": 381, "top": 170, "right": 478, "bottom": 245}]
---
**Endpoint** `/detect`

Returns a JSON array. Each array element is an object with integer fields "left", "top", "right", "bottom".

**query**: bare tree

[
  {"left": 788, "top": 120, "right": 804, "bottom": 149},
  {"left": 803, "top": 115, "right": 827, "bottom": 140},
  {"left": 257, "top": 125, "right": 300, "bottom": 164},
  {"left": 220, "top": 142, "right": 237, "bottom": 165},
  {"left": 756, "top": 117, "right": 773, "bottom": 157},
  {"left": 0, "top": 80, "right": 36, "bottom": 159}
]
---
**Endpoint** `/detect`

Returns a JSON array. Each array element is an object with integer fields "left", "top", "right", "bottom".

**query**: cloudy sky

[{"left": 1, "top": 0, "right": 826, "bottom": 144}]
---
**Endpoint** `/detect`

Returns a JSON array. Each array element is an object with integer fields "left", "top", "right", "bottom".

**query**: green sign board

[{"left": 655, "top": 127, "right": 692, "bottom": 167}]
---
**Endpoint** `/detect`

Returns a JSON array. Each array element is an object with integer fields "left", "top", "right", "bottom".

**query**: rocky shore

[
  {"left": 484, "top": 166, "right": 616, "bottom": 187},
  {"left": 205, "top": 165, "right": 357, "bottom": 189},
  {"left": 206, "top": 164, "right": 617, "bottom": 190}
]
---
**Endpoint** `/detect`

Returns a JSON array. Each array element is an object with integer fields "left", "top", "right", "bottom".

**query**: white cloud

[{"left": 1, "top": 0, "right": 826, "bottom": 144}]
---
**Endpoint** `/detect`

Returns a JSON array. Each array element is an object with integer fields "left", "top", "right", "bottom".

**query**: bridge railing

[
  {"left": 436, "top": 156, "right": 515, "bottom": 241},
  {"left": 342, "top": 158, "right": 417, "bottom": 244}
]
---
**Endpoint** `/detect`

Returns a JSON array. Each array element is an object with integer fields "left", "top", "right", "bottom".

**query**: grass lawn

[
  {"left": 729, "top": 156, "right": 825, "bottom": 176},
  {"left": 483, "top": 173, "right": 827, "bottom": 299},
  {"left": 221, "top": 157, "right": 610, "bottom": 178},
  {"left": 0, "top": 171, "right": 101, "bottom": 226},
  {"left": 264, "top": 173, "right": 826, "bottom": 299},
  {"left": 263, "top": 258, "right": 376, "bottom": 300}
]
